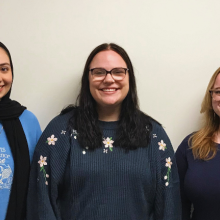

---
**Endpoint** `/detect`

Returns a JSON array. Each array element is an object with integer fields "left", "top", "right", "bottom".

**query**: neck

[
  {"left": 214, "top": 127, "right": 220, "bottom": 143},
  {"left": 97, "top": 104, "right": 121, "bottom": 121}
]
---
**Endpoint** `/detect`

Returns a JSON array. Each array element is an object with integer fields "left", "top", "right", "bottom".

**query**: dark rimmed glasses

[
  {"left": 209, "top": 89, "right": 220, "bottom": 101},
  {"left": 90, "top": 67, "right": 129, "bottom": 81}
]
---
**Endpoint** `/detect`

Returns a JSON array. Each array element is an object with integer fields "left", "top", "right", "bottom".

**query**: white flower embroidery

[
  {"left": 164, "top": 157, "right": 172, "bottom": 187},
  {"left": 165, "top": 157, "right": 172, "bottom": 169},
  {"left": 86, "top": 146, "right": 89, "bottom": 150},
  {"left": 61, "top": 130, "right": 66, "bottom": 135},
  {"left": 38, "top": 156, "right": 49, "bottom": 185},
  {"left": 38, "top": 156, "right": 47, "bottom": 167},
  {"left": 153, "top": 134, "right": 157, "bottom": 138},
  {"left": 103, "top": 149, "right": 108, "bottom": 153},
  {"left": 46, "top": 135, "right": 58, "bottom": 145},
  {"left": 103, "top": 137, "right": 114, "bottom": 150},
  {"left": 71, "top": 129, "right": 78, "bottom": 139},
  {"left": 158, "top": 140, "right": 167, "bottom": 151},
  {"left": 82, "top": 151, "right": 86, "bottom": 154}
]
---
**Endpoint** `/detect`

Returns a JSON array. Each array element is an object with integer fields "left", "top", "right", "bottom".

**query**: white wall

[{"left": 1, "top": 0, "right": 220, "bottom": 149}]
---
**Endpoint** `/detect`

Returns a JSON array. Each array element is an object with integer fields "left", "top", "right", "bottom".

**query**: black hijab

[{"left": 0, "top": 42, "right": 30, "bottom": 220}]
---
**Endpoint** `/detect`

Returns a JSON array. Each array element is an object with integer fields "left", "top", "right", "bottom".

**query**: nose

[{"left": 103, "top": 72, "right": 115, "bottom": 83}]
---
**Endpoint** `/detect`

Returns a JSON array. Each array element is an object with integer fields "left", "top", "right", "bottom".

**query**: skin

[
  {"left": 89, "top": 50, "right": 129, "bottom": 121},
  {"left": 0, "top": 47, "right": 12, "bottom": 100}
]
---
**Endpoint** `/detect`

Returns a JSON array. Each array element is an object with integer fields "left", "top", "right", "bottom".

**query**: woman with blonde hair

[{"left": 176, "top": 67, "right": 220, "bottom": 220}]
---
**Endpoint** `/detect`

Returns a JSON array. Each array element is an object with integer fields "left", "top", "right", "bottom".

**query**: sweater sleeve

[
  {"left": 175, "top": 136, "right": 192, "bottom": 220},
  {"left": 27, "top": 114, "right": 71, "bottom": 220},
  {"left": 151, "top": 123, "right": 181, "bottom": 220}
]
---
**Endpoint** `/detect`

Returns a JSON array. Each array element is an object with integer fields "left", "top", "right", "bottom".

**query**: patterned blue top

[
  {"left": 0, "top": 110, "right": 41, "bottom": 220},
  {"left": 27, "top": 111, "right": 181, "bottom": 220}
]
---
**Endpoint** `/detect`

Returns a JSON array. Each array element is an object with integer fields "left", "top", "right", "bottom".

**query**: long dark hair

[
  {"left": 62, "top": 43, "right": 156, "bottom": 150},
  {"left": 0, "top": 42, "right": 14, "bottom": 100}
]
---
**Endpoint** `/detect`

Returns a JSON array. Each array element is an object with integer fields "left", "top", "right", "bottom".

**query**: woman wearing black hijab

[{"left": 0, "top": 42, "right": 41, "bottom": 220}]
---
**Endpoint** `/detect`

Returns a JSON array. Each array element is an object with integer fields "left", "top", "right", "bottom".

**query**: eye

[
  {"left": 0, "top": 67, "right": 9, "bottom": 72},
  {"left": 214, "top": 90, "right": 220, "bottom": 95},
  {"left": 93, "top": 69, "right": 106, "bottom": 75}
]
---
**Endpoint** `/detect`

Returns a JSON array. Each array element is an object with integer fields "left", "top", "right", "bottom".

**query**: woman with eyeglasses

[
  {"left": 0, "top": 42, "right": 41, "bottom": 220},
  {"left": 27, "top": 43, "right": 181, "bottom": 220},
  {"left": 176, "top": 67, "right": 220, "bottom": 220}
]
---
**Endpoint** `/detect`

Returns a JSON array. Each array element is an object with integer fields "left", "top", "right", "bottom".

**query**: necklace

[{"left": 0, "top": 126, "right": 3, "bottom": 136}]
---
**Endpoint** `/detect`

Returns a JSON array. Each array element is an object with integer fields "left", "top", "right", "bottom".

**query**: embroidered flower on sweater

[
  {"left": 38, "top": 156, "right": 49, "bottom": 185},
  {"left": 158, "top": 140, "right": 167, "bottom": 151},
  {"left": 46, "top": 135, "right": 58, "bottom": 145},
  {"left": 103, "top": 149, "right": 108, "bottom": 153},
  {"left": 61, "top": 130, "right": 66, "bottom": 135},
  {"left": 71, "top": 129, "right": 78, "bottom": 139},
  {"left": 164, "top": 157, "right": 172, "bottom": 186},
  {"left": 153, "top": 134, "right": 157, "bottom": 138},
  {"left": 103, "top": 137, "right": 114, "bottom": 152}
]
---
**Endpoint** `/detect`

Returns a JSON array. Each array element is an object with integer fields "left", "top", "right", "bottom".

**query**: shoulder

[
  {"left": 19, "top": 109, "right": 39, "bottom": 124},
  {"left": 19, "top": 109, "right": 41, "bottom": 135},
  {"left": 45, "top": 110, "right": 74, "bottom": 132},
  {"left": 176, "top": 133, "right": 194, "bottom": 157}
]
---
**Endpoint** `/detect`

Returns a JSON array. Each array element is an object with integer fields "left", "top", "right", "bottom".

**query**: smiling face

[
  {"left": 0, "top": 47, "right": 12, "bottom": 100},
  {"left": 89, "top": 50, "right": 129, "bottom": 111}
]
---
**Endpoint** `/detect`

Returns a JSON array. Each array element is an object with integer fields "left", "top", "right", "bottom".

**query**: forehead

[
  {"left": 90, "top": 50, "right": 127, "bottom": 69},
  {"left": 213, "top": 73, "right": 220, "bottom": 89},
  {"left": 0, "top": 47, "right": 10, "bottom": 64}
]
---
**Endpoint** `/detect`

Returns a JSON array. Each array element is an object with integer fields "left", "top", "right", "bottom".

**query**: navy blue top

[
  {"left": 27, "top": 111, "right": 181, "bottom": 220},
  {"left": 175, "top": 135, "right": 220, "bottom": 220}
]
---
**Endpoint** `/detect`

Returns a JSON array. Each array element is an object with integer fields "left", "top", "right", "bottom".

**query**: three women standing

[
  {"left": 27, "top": 43, "right": 181, "bottom": 220},
  {"left": 0, "top": 42, "right": 41, "bottom": 220}
]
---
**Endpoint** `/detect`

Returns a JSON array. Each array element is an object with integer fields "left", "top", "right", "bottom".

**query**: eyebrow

[
  {"left": 0, "top": 63, "right": 10, "bottom": 66},
  {"left": 213, "top": 87, "right": 220, "bottom": 90}
]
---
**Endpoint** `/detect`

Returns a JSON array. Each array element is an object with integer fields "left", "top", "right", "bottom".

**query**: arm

[
  {"left": 27, "top": 131, "right": 59, "bottom": 220},
  {"left": 27, "top": 114, "right": 71, "bottom": 220},
  {"left": 175, "top": 137, "right": 192, "bottom": 220},
  {"left": 152, "top": 124, "right": 181, "bottom": 220}
]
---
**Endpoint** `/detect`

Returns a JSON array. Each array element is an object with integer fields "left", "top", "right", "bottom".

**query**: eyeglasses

[
  {"left": 90, "top": 68, "right": 128, "bottom": 81},
  {"left": 209, "top": 89, "right": 220, "bottom": 100}
]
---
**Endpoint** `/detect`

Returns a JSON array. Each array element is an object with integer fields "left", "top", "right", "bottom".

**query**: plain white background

[{"left": 1, "top": 0, "right": 220, "bottom": 149}]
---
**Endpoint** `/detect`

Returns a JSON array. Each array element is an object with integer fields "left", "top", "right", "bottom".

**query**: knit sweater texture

[{"left": 27, "top": 111, "right": 181, "bottom": 220}]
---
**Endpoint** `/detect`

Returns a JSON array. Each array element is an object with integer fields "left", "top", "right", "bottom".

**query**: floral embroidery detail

[
  {"left": 38, "top": 156, "right": 49, "bottom": 185},
  {"left": 103, "top": 149, "right": 108, "bottom": 153},
  {"left": 146, "top": 125, "right": 149, "bottom": 131},
  {"left": 158, "top": 140, "right": 167, "bottom": 151},
  {"left": 82, "top": 150, "right": 86, "bottom": 155},
  {"left": 153, "top": 134, "right": 157, "bottom": 138},
  {"left": 71, "top": 129, "right": 78, "bottom": 139},
  {"left": 61, "top": 130, "right": 66, "bottom": 135},
  {"left": 85, "top": 146, "right": 89, "bottom": 150},
  {"left": 103, "top": 137, "right": 114, "bottom": 152},
  {"left": 164, "top": 157, "right": 172, "bottom": 186},
  {"left": 46, "top": 135, "right": 58, "bottom": 145}
]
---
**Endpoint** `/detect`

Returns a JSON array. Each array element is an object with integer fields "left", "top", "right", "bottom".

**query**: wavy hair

[
  {"left": 62, "top": 43, "right": 156, "bottom": 150},
  {"left": 189, "top": 67, "right": 220, "bottom": 160}
]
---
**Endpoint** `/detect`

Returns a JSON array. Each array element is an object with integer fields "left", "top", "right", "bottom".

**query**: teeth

[{"left": 102, "top": 89, "right": 116, "bottom": 92}]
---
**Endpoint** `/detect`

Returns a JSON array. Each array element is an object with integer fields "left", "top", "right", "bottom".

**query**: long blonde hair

[{"left": 189, "top": 67, "right": 220, "bottom": 160}]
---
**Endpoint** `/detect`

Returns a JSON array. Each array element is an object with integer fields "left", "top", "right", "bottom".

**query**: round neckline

[{"left": 98, "top": 120, "right": 119, "bottom": 129}]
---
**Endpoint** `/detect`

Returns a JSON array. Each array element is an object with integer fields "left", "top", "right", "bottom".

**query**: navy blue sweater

[
  {"left": 27, "top": 112, "right": 181, "bottom": 220},
  {"left": 176, "top": 135, "right": 220, "bottom": 220}
]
